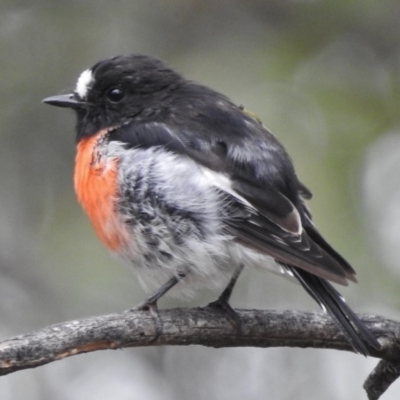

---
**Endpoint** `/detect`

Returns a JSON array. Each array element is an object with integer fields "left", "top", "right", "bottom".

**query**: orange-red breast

[{"left": 43, "top": 54, "right": 380, "bottom": 355}]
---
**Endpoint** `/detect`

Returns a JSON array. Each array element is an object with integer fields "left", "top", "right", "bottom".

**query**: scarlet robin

[{"left": 43, "top": 54, "right": 380, "bottom": 355}]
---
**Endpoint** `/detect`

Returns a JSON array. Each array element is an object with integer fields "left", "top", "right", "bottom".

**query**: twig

[
  {"left": 364, "top": 359, "right": 400, "bottom": 399},
  {"left": 0, "top": 308, "right": 399, "bottom": 398}
]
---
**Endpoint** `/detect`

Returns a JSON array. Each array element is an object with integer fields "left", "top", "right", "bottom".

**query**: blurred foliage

[{"left": 0, "top": 1, "right": 400, "bottom": 399}]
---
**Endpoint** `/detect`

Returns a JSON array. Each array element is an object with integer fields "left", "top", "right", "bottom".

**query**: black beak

[{"left": 42, "top": 94, "right": 83, "bottom": 109}]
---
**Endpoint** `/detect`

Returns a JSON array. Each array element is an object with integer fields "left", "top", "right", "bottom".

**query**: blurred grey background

[{"left": 0, "top": 1, "right": 400, "bottom": 399}]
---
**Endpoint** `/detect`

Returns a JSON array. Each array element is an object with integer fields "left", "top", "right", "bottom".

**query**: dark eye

[{"left": 107, "top": 87, "right": 125, "bottom": 102}]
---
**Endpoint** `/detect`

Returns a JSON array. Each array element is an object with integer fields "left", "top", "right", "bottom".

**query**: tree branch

[
  {"left": 364, "top": 359, "right": 400, "bottom": 400},
  {"left": 0, "top": 308, "right": 399, "bottom": 398}
]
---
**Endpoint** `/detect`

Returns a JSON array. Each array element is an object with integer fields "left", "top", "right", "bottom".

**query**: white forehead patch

[{"left": 75, "top": 69, "right": 93, "bottom": 99}]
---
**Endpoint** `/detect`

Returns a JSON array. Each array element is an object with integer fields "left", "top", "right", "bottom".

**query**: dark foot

[
  {"left": 206, "top": 297, "right": 243, "bottom": 333},
  {"left": 130, "top": 298, "right": 158, "bottom": 312},
  {"left": 129, "top": 300, "right": 163, "bottom": 341},
  {"left": 127, "top": 274, "right": 186, "bottom": 341},
  {"left": 204, "top": 264, "right": 245, "bottom": 331}
]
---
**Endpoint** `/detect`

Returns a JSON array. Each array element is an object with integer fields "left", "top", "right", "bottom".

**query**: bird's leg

[
  {"left": 133, "top": 272, "right": 186, "bottom": 312},
  {"left": 206, "top": 264, "right": 244, "bottom": 331},
  {"left": 209, "top": 264, "right": 244, "bottom": 306},
  {"left": 130, "top": 272, "right": 186, "bottom": 340}
]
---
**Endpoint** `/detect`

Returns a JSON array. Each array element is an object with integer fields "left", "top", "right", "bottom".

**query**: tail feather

[{"left": 290, "top": 267, "right": 380, "bottom": 356}]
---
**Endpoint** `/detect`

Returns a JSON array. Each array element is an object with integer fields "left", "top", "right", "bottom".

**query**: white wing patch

[
  {"left": 75, "top": 69, "right": 93, "bottom": 99},
  {"left": 200, "top": 167, "right": 256, "bottom": 210}
]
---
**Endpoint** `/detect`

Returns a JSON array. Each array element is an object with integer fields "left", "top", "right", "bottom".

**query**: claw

[
  {"left": 205, "top": 264, "right": 245, "bottom": 332},
  {"left": 206, "top": 297, "right": 243, "bottom": 333},
  {"left": 130, "top": 300, "right": 163, "bottom": 341},
  {"left": 127, "top": 274, "right": 186, "bottom": 341}
]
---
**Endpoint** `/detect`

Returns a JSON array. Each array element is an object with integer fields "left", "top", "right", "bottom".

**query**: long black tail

[{"left": 290, "top": 268, "right": 380, "bottom": 356}]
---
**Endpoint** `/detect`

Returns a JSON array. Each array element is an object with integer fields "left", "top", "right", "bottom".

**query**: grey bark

[{"left": 0, "top": 308, "right": 398, "bottom": 399}]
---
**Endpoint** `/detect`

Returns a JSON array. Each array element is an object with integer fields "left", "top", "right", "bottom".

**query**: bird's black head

[{"left": 43, "top": 54, "right": 184, "bottom": 139}]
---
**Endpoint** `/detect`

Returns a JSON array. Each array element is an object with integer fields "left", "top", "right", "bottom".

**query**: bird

[{"left": 43, "top": 53, "right": 380, "bottom": 355}]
